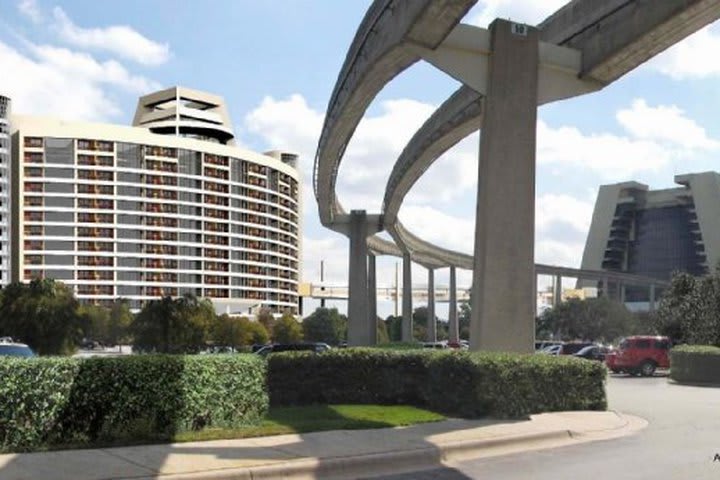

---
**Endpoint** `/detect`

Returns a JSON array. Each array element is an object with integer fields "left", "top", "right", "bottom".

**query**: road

[{"left": 368, "top": 374, "right": 720, "bottom": 479}]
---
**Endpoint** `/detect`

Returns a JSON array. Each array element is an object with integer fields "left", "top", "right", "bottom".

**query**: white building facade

[
  {"left": 0, "top": 95, "right": 10, "bottom": 285},
  {"left": 10, "top": 87, "right": 301, "bottom": 313}
]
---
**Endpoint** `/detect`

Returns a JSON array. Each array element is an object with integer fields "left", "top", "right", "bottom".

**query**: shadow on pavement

[{"left": 0, "top": 415, "right": 518, "bottom": 479}]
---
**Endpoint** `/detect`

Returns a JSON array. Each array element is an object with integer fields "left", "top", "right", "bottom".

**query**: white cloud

[
  {"left": 243, "top": 94, "right": 481, "bottom": 215},
  {"left": 0, "top": 39, "right": 160, "bottom": 121},
  {"left": 536, "top": 194, "right": 593, "bottom": 234},
  {"left": 468, "top": 0, "right": 567, "bottom": 29},
  {"left": 648, "top": 25, "right": 720, "bottom": 80},
  {"left": 399, "top": 205, "right": 475, "bottom": 254},
  {"left": 537, "top": 120, "right": 671, "bottom": 179},
  {"left": 535, "top": 239, "right": 584, "bottom": 268},
  {"left": 29, "top": 43, "right": 160, "bottom": 93},
  {"left": 18, "top": 0, "right": 42, "bottom": 23},
  {"left": 52, "top": 7, "right": 170, "bottom": 66},
  {"left": 616, "top": 98, "right": 719, "bottom": 150}
]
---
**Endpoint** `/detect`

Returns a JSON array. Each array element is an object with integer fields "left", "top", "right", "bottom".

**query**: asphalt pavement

[{"left": 371, "top": 373, "right": 720, "bottom": 480}]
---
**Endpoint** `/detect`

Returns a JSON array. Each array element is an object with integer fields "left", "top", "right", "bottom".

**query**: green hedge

[
  {"left": 670, "top": 345, "right": 720, "bottom": 384},
  {"left": 268, "top": 349, "right": 606, "bottom": 418},
  {"left": 0, "top": 354, "right": 267, "bottom": 451},
  {"left": 268, "top": 349, "right": 431, "bottom": 406}
]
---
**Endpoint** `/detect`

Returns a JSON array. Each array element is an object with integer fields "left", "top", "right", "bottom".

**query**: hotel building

[
  {"left": 580, "top": 173, "right": 720, "bottom": 299},
  {"left": 8, "top": 87, "right": 301, "bottom": 313},
  {"left": 0, "top": 96, "right": 9, "bottom": 284}
]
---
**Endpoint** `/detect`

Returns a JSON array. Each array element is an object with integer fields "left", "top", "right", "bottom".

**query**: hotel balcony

[
  {"left": 77, "top": 139, "right": 114, "bottom": 153},
  {"left": 78, "top": 256, "right": 114, "bottom": 267},
  {"left": 145, "top": 146, "right": 177, "bottom": 158},
  {"left": 24, "top": 137, "right": 44, "bottom": 148},
  {"left": 78, "top": 155, "right": 113, "bottom": 167},
  {"left": 205, "top": 154, "right": 229, "bottom": 167},
  {"left": 145, "top": 159, "right": 178, "bottom": 172}
]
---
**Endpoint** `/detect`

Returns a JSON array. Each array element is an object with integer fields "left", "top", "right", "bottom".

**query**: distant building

[
  {"left": 0, "top": 95, "right": 9, "bottom": 285},
  {"left": 580, "top": 173, "right": 719, "bottom": 299},
  {"left": 9, "top": 87, "right": 301, "bottom": 313}
]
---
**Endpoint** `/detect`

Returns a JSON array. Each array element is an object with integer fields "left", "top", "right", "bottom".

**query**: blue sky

[{"left": 3, "top": 0, "right": 720, "bottom": 318}]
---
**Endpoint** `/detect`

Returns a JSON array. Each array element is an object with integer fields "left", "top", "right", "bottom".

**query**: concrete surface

[
  {"left": 0, "top": 409, "right": 645, "bottom": 480},
  {"left": 373, "top": 374, "right": 720, "bottom": 480}
]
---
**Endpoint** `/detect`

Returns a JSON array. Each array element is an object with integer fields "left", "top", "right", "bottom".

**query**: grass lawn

[{"left": 174, "top": 404, "right": 446, "bottom": 442}]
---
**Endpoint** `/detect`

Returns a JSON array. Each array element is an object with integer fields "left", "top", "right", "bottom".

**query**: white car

[{"left": 540, "top": 344, "right": 561, "bottom": 355}]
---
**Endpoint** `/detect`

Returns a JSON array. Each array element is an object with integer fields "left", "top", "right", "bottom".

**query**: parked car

[
  {"left": 539, "top": 344, "right": 562, "bottom": 355},
  {"left": 423, "top": 341, "right": 449, "bottom": 349},
  {"left": 606, "top": 335, "right": 671, "bottom": 376},
  {"left": 254, "top": 343, "right": 331, "bottom": 356},
  {"left": 0, "top": 342, "right": 35, "bottom": 357},
  {"left": 573, "top": 345, "right": 609, "bottom": 362},
  {"left": 558, "top": 342, "right": 595, "bottom": 355},
  {"left": 535, "top": 340, "right": 562, "bottom": 351},
  {"left": 447, "top": 341, "right": 469, "bottom": 349}
]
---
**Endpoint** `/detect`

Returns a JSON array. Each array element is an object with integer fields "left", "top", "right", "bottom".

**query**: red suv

[{"left": 606, "top": 336, "right": 671, "bottom": 376}]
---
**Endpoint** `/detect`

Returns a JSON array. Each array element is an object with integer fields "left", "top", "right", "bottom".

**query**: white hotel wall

[{"left": 11, "top": 115, "right": 301, "bottom": 314}]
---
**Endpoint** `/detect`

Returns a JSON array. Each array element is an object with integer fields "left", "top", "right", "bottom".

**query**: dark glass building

[{"left": 580, "top": 173, "right": 720, "bottom": 300}]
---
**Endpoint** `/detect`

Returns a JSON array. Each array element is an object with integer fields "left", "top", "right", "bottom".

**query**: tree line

[{"left": 0, "top": 279, "right": 344, "bottom": 355}]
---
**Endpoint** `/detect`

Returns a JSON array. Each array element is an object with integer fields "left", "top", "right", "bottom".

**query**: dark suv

[{"left": 606, "top": 336, "right": 671, "bottom": 376}]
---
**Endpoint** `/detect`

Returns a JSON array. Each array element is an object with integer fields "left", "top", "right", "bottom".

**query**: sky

[{"left": 2, "top": 0, "right": 720, "bottom": 318}]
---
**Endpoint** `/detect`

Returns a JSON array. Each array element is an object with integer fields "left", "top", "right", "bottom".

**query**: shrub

[
  {"left": 670, "top": 345, "right": 720, "bottom": 384},
  {"left": 0, "top": 354, "right": 267, "bottom": 452},
  {"left": 424, "top": 352, "right": 606, "bottom": 418},
  {"left": 267, "top": 349, "right": 432, "bottom": 406},
  {"left": 268, "top": 349, "right": 606, "bottom": 418}
]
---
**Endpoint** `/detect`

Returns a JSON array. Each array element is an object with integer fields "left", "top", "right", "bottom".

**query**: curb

[
  {"left": 131, "top": 429, "right": 574, "bottom": 480},
  {"left": 96, "top": 412, "right": 649, "bottom": 480}
]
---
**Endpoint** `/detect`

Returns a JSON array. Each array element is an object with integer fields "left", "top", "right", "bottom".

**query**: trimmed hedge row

[
  {"left": 670, "top": 345, "right": 720, "bottom": 385},
  {"left": 0, "top": 354, "right": 267, "bottom": 451},
  {"left": 268, "top": 349, "right": 606, "bottom": 418}
]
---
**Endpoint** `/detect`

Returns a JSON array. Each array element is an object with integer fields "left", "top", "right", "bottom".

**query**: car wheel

[
  {"left": 610, "top": 368, "right": 620, "bottom": 374},
  {"left": 639, "top": 361, "right": 656, "bottom": 377}
]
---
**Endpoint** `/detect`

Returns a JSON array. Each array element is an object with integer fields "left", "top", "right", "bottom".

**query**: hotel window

[{"left": 24, "top": 137, "right": 43, "bottom": 148}]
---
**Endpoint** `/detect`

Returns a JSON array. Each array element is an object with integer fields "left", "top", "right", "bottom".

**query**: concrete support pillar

[
  {"left": 347, "top": 210, "right": 371, "bottom": 346},
  {"left": 402, "top": 253, "right": 413, "bottom": 342},
  {"left": 448, "top": 266, "right": 459, "bottom": 344},
  {"left": 649, "top": 284, "right": 656, "bottom": 312},
  {"left": 367, "top": 252, "right": 377, "bottom": 345},
  {"left": 469, "top": 20, "right": 539, "bottom": 353},
  {"left": 553, "top": 275, "right": 562, "bottom": 307},
  {"left": 426, "top": 267, "right": 436, "bottom": 343}
]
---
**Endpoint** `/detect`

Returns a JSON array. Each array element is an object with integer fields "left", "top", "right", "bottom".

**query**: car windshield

[
  {"left": 0, "top": 345, "right": 35, "bottom": 357},
  {"left": 619, "top": 339, "right": 630, "bottom": 350},
  {"left": 575, "top": 346, "right": 596, "bottom": 355}
]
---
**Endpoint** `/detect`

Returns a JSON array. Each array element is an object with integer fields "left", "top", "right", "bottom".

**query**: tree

[
  {"left": 211, "top": 314, "right": 248, "bottom": 349},
  {"left": 0, "top": 279, "right": 83, "bottom": 355},
  {"left": 244, "top": 319, "right": 270, "bottom": 345},
  {"left": 458, "top": 302, "right": 471, "bottom": 340},
  {"left": 78, "top": 303, "right": 110, "bottom": 343},
  {"left": 256, "top": 307, "right": 276, "bottom": 333},
  {"left": 376, "top": 317, "right": 389, "bottom": 343},
  {"left": 412, "top": 306, "right": 428, "bottom": 341},
  {"left": 302, "top": 307, "right": 346, "bottom": 345},
  {"left": 537, "top": 297, "right": 640, "bottom": 343},
  {"left": 108, "top": 298, "right": 133, "bottom": 346},
  {"left": 654, "top": 268, "right": 720, "bottom": 346},
  {"left": 385, "top": 315, "right": 402, "bottom": 342},
  {"left": 132, "top": 294, "right": 215, "bottom": 353},
  {"left": 272, "top": 311, "right": 303, "bottom": 343}
]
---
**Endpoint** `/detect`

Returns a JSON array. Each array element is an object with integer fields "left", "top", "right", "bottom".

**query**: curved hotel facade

[
  {"left": 0, "top": 96, "right": 9, "bottom": 285},
  {"left": 9, "top": 87, "right": 301, "bottom": 313}
]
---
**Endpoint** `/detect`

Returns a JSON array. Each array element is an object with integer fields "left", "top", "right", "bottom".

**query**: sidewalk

[{"left": 0, "top": 411, "right": 647, "bottom": 480}]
